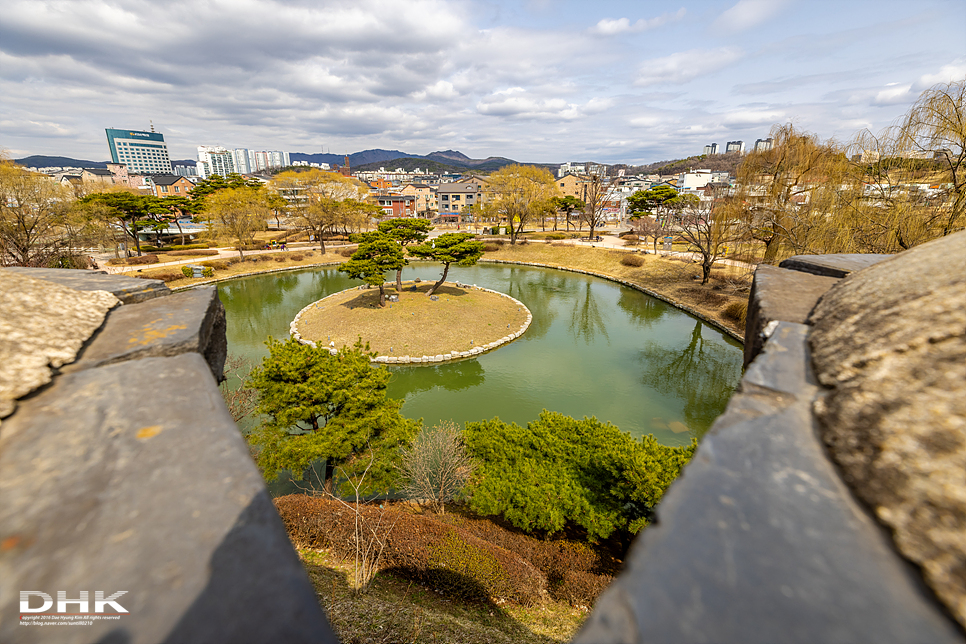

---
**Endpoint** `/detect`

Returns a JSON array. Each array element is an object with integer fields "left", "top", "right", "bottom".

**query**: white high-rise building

[
  {"left": 754, "top": 138, "right": 774, "bottom": 152},
  {"left": 703, "top": 143, "right": 719, "bottom": 155},
  {"left": 725, "top": 140, "right": 745, "bottom": 154},
  {"left": 232, "top": 149, "right": 252, "bottom": 175},
  {"left": 197, "top": 146, "right": 236, "bottom": 179}
]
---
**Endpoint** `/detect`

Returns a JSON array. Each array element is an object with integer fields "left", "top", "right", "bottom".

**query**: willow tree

[
  {"left": 845, "top": 79, "right": 965, "bottom": 251},
  {"left": 485, "top": 164, "right": 559, "bottom": 244},
  {"left": 733, "top": 124, "right": 853, "bottom": 262}
]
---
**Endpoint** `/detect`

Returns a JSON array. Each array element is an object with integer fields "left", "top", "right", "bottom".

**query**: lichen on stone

[
  {"left": 808, "top": 231, "right": 966, "bottom": 627},
  {"left": 0, "top": 271, "right": 119, "bottom": 421}
]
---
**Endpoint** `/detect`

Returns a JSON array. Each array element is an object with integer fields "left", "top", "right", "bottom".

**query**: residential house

[
  {"left": 436, "top": 182, "right": 483, "bottom": 221},
  {"left": 374, "top": 194, "right": 416, "bottom": 218},
  {"left": 399, "top": 183, "right": 436, "bottom": 214},
  {"left": 152, "top": 175, "right": 196, "bottom": 198}
]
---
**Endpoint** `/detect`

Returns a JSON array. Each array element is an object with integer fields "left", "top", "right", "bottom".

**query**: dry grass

[
  {"left": 127, "top": 250, "right": 349, "bottom": 286},
  {"left": 296, "top": 282, "right": 529, "bottom": 357},
  {"left": 482, "top": 244, "right": 748, "bottom": 335},
  {"left": 299, "top": 547, "right": 587, "bottom": 644}
]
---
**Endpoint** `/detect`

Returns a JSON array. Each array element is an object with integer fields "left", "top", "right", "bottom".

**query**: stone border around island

[{"left": 289, "top": 281, "right": 532, "bottom": 365}]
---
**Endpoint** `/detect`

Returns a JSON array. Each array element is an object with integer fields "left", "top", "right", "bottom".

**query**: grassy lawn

[
  {"left": 126, "top": 250, "right": 350, "bottom": 286},
  {"left": 296, "top": 281, "right": 529, "bottom": 357},
  {"left": 299, "top": 547, "right": 588, "bottom": 644}
]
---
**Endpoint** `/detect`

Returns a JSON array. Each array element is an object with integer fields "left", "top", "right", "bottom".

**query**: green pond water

[{"left": 218, "top": 263, "right": 743, "bottom": 447}]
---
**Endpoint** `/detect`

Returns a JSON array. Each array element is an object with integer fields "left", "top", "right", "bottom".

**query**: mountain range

[
  {"left": 15, "top": 149, "right": 525, "bottom": 173},
  {"left": 290, "top": 149, "right": 521, "bottom": 173}
]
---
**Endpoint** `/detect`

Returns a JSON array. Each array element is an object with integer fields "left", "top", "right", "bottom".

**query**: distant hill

[
  {"left": 290, "top": 149, "right": 423, "bottom": 168},
  {"left": 291, "top": 148, "right": 521, "bottom": 173},
  {"left": 14, "top": 155, "right": 108, "bottom": 169},
  {"left": 631, "top": 152, "right": 742, "bottom": 176}
]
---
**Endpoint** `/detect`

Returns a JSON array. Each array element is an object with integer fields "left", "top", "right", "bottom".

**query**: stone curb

[
  {"left": 170, "top": 260, "right": 345, "bottom": 291},
  {"left": 290, "top": 281, "right": 532, "bottom": 364}
]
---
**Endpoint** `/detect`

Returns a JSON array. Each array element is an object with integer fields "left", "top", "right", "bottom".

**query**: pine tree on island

[
  {"left": 376, "top": 218, "right": 433, "bottom": 293},
  {"left": 408, "top": 232, "right": 485, "bottom": 296},
  {"left": 338, "top": 231, "right": 406, "bottom": 307}
]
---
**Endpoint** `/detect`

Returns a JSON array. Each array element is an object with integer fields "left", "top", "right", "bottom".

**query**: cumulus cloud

[
  {"left": 713, "top": 0, "right": 790, "bottom": 32},
  {"left": 635, "top": 47, "right": 744, "bottom": 87},
  {"left": 590, "top": 9, "right": 686, "bottom": 36},
  {"left": 476, "top": 88, "right": 611, "bottom": 121}
]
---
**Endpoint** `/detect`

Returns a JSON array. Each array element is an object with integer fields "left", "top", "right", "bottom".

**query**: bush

[
  {"left": 180, "top": 265, "right": 193, "bottom": 278},
  {"left": 620, "top": 254, "right": 644, "bottom": 267},
  {"left": 139, "top": 271, "right": 183, "bottom": 282},
  {"left": 202, "top": 266, "right": 214, "bottom": 278},
  {"left": 166, "top": 249, "right": 219, "bottom": 257},
  {"left": 483, "top": 243, "right": 501, "bottom": 252},
  {"left": 274, "top": 496, "right": 546, "bottom": 604},
  {"left": 126, "top": 253, "right": 159, "bottom": 265},
  {"left": 723, "top": 300, "right": 748, "bottom": 325},
  {"left": 339, "top": 247, "right": 356, "bottom": 257},
  {"left": 274, "top": 256, "right": 286, "bottom": 262},
  {"left": 439, "top": 514, "right": 617, "bottom": 606},
  {"left": 463, "top": 411, "right": 696, "bottom": 541},
  {"left": 681, "top": 286, "right": 728, "bottom": 307},
  {"left": 289, "top": 253, "right": 304, "bottom": 261},
  {"left": 201, "top": 260, "right": 229, "bottom": 270},
  {"left": 543, "top": 233, "right": 568, "bottom": 241},
  {"left": 167, "top": 242, "right": 213, "bottom": 251}
]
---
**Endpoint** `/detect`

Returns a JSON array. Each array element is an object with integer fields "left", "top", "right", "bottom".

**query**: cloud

[
  {"left": 714, "top": 0, "right": 790, "bottom": 32},
  {"left": 635, "top": 48, "right": 744, "bottom": 87},
  {"left": 476, "top": 88, "right": 611, "bottom": 121},
  {"left": 590, "top": 9, "right": 686, "bottom": 36},
  {"left": 915, "top": 59, "right": 966, "bottom": 89}
]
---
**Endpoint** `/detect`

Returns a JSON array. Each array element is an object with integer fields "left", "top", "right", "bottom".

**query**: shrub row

[
  {"left": 165, "top": 249, "right": 219, "bottom": 257},
  {"left": 439, "top": 514, "right": 617, "bottom": 606},
  {"left": 274, "top": 495, "right": 546, "bottom": 604},
  {"left": 126, "top": 253, "right": 159, "bottom": 265},
  {"left": 137, "top": 271, "right": 184, "bottom": 282}
]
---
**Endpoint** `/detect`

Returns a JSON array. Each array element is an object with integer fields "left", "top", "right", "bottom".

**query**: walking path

[{"left": 98, "top": 242, "right": 349, "bottom": 275}]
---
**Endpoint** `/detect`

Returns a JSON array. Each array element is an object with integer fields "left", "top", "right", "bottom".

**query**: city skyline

[{"left": 1, "top": 0, "right": 963, "bottom": 165}]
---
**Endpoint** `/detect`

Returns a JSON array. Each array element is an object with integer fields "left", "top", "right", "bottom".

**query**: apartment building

[
  {"left": 399, "top": 183, "right": 436, "bottom": 213},
  {"left": 437, "top": 182, "right": 482, "bottom": 219},
  {"left": 152, "top": 175, "right": 195, "bottom": 198},
  {"left": 105, "top": 128, "right": 173, "bottom": 174}
]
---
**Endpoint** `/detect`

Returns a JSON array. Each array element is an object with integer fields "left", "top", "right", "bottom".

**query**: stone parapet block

[
  {"left": 2, "top": 266, "right": 170, "bottom": 304},
  {"left": 62, "top": 286, "right": 227, "bottom": 381},
  {"left": 0, "top": 353, "right": 336, "bottom": 644},
  {"left": 779, "top": 253, "right": 891, "bottom": 278},
  {"left": 743, "top": 264, "right": 840, "bottom": 367}
]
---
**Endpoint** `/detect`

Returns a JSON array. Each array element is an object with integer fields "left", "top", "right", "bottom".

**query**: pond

[{"left": 218, "top": 262, "right": 743, "bottom": 447}]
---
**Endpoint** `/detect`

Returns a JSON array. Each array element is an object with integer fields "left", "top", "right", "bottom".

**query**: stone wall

[
  {"left": 0, "top": 268, "right": 336, "bottom": 644},
  {"left": 575, "top": 232, "right": 966, "bottom": 642}
]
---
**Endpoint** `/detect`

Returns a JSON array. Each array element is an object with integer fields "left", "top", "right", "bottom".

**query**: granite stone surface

[
  {"left": 574, "top": 322, "right": 963, "bottom": 644},
  {"left": 0, "top": 270, "right": 118, "bottom": 420},
  {"left": 809, "top": 231, "right": 966, "bottom": 627},
  {"left": 62, "top": 286, "right": 227, "bottom": 380},
  {"left": 1, "top": 266, "right": 169, "bottom": 304},
  {"left": 0, "top": 354, "right": 336, "bottom": 644},
  {"left": 779, "top": 253, "right": 892, "bottom": 278}
]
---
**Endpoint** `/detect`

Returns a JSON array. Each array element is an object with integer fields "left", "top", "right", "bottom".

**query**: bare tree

[
  {"left": 579, "top": 173, "right": 610, "bottom": 240},
  {"left": 219, "top": 354, "right": 258, "bottom": 422},
  {"left": 632, "top": 215, "right": 665, "bottom": 254},
  {"left": 674, "top": 191, "right": 743, "bottom": 284},
  {"left": 399, "top": 421, "right": 475, "bottom": 515}
]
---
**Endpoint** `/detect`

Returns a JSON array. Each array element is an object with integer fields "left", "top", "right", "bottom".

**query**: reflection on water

[
  {"left": 637, "top": 319, "right": 744, "bottom": 441},
  {"left": 219, "top": 263, "right": 743, "bottom": 446}
]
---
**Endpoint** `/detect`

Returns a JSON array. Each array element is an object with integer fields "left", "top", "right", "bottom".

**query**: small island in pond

[{"left": 293, "top": 280, "right": 531, "bottom": 362}]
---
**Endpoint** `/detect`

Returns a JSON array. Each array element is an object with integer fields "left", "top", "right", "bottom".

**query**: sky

[{"left": 1, "top": 0, "right": 964, "bottom": 165}]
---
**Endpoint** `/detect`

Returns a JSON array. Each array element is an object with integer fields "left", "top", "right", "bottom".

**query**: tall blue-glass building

[{"left": 105, "top": 128, "right": 173, "bottom": 174}]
